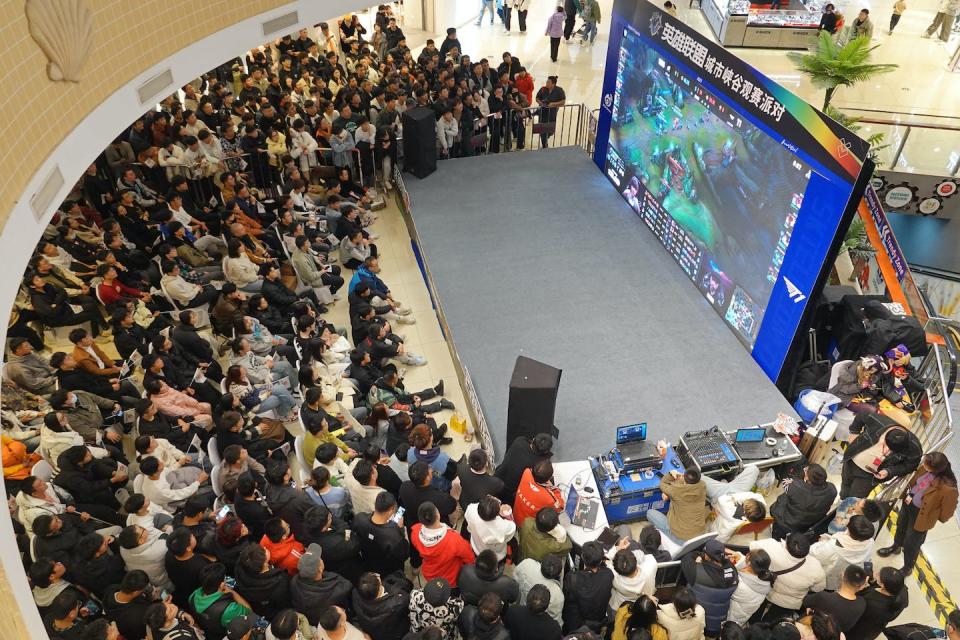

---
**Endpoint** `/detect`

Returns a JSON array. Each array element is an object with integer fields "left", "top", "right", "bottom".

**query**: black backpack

[
  {"left": 884, "top": 624, "right": 946, "bottom": 640},
  {"left": 190, "top": 592, "right": 234, "bottom": 639}
]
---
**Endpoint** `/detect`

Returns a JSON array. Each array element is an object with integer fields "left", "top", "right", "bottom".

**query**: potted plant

[{"left": 788, "top": 32, "right": 898, "bottom": 110}]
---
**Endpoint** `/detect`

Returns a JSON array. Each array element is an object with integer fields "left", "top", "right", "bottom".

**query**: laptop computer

[
  {"left": 733, "top": 427, "right": 770, "bottom": 460},
  {"left": 616, "top": 422, "right": 661, "bottom": 471},
  {"left": 565, "top": 484, "right": 600, "bottom": 530}
]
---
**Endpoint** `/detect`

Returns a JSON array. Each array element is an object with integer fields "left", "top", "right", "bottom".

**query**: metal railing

[
  {"left": 838, "top": 108, "right": 960, "bottom": 176},
  {"left": 459, "top": 103, "right": 594, "bottom": 156}
]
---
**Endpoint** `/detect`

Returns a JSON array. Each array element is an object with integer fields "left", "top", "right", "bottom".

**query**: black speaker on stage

[
  {"left": 506, "top": 356, "right": 562, "bottom": 443},
  {"left": 402, "top": 106, "right": 437, "bottom": 179}
]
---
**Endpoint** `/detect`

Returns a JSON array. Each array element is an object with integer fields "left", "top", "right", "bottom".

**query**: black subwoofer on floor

[
  {"left": 402, "top": 106, "right": 437, "bottom": 179},
  {"left": 506, "top": 355, "right": 562, "bottom": 443}
]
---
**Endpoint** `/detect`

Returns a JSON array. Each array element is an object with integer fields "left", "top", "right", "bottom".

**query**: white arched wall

[{"left": 0, "top": 0, "right": 377, "bottom": 633}]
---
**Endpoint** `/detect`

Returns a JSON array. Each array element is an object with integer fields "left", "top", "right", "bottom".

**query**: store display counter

[{"left": 701, "top": 0, "right": 822, "bottom": 48}]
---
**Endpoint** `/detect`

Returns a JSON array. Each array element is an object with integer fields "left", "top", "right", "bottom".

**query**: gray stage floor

[{"left": 405, "top": 147, "right": 795, "bottom": 462}]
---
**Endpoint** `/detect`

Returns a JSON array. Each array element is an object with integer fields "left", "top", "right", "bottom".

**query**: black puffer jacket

[
  {"left": 458, "top": 564, "right": 520, "bottom": 606},
  {"left": 234, "top": 561, "right": 290, "bottom": 620},
  {"left": 770, "top": 478, "right": 837, "bottom": 532},
  {"left": 460, "top": 605, "right": 511, "bottom": 640},
  {"left": 53, "top": 454, "right": 120, "bottom": 509},
  {"left": 290, "top": 572, "right": 354, "bottom": 626},
  {"left": 844, "top": 413, "right": 922, "bottom": 480},
  {"left": 352, "top": 585, "right": 411, "bottom": 640}
]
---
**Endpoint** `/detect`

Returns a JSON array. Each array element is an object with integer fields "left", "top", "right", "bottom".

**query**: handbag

[{"left": 532, "top": 122, "right": 556, "bottom": 135}]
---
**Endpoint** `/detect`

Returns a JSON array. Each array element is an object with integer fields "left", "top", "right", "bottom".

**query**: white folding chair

[
  {"left": 132, "top": 473, "right": 145, "bottom": 494},
  {"left": 210, "top": 464, "right": 224, "bottom": 497},
  {"left": 207, "top": 439, "right": 222, "bottom": 466},
  {"left": 32, "top": 459, "right": 54, "bottom": 482},
  {"left": 294, "top": 434, "right": 308, "bottom": 470}
]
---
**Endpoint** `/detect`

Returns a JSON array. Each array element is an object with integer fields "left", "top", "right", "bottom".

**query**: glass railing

[{"left": 840, "top": 108, "right": 960, "bottom": 176}]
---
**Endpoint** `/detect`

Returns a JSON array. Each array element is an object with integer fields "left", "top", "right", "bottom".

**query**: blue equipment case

[{"left": 590, "top": 446, "right": 686, "bottom": 524}]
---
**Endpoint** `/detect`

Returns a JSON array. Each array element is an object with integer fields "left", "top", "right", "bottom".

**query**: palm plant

[{"left": 787, "top": 32, "right": 898, "bottom": 110}]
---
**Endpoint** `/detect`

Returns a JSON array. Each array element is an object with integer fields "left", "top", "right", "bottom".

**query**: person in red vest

[{"left": 513, "top": 460, "right": 564, "bottom": 527}]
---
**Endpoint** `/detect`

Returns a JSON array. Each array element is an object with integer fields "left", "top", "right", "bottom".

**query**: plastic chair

[
  {"left": 734, "top": 517, "right": 774, "bottom": 540},
  {"left": 294, "top": 434, "right": 308, "bottom": 471},
  {"left": 32, "top": 459, "right": 54, "bottom": 482},
  {"left": 210, "top": 464, "right": 224, "bottom": 496},
  {"left": 827, "top": 360, "right": 857, "bottom": 437},
  {"left": 207, "top": 439, "right": 222, "bottom": 466}
]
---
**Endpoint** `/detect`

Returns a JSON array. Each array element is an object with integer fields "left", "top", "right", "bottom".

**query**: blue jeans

[
  {"left": 645, "top": 509, "right": 684, "bottom": 545},
  {"left": 477, "top": 0, "right": 495, "bottom": 24},
  {"left": 584, "top": 20, "right": 598, "bottom": 42},
  {"left": 270, "top": 359, "right": 296, "bottom": 388},
  {"left": 240, "top": 279, "right": 264, "bottom": 293},
  {"left": 257, "top": 383, "right": 297, "bottom": 417}
]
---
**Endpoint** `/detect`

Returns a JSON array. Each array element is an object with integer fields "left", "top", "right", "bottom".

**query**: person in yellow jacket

[
  {"left": 611, "top": 595, "right": 669, "bottom": 640},
  {"left": 889, "top": 0, "right": 907, "bottom": 33},
  {"left": 2, "top": 434, "right": 41, "bottom": 481}
]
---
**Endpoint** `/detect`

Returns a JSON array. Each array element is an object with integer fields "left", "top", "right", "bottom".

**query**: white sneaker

[
  {"left": 397, "top": 315, "right": 417, "bottom": 325},
  {"left": 397, "top": 306, "right": 413, "bottom": 316},
  {"left": 407, "top": 354, "right": 428, "bottom": 366}
]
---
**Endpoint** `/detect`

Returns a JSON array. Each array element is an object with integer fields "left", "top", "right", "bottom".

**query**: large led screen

[{"left": 594, "top": 0, "right": 873, "bottom": 382}]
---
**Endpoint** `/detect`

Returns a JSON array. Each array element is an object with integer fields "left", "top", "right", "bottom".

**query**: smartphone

[
  {"left": 159, "top": 589, "right": 170, "bottom": 602},
  {"left": 864, "top": 560, "right": 874, "bottom": 577},
  {"left": 83, "top": 599, "right": 100, "bottom": 616},
  {"left": 336, "top": 392, "right": 344, "bottom": 401},
  {"left": 390, "top": 506, "right": 406, "bottom": 525},
  {"left": 224, "top": 576, "right": 237, "bottom": 589},
  {"left": 216, "top": 505, "right": 232, "bottom": 521}
]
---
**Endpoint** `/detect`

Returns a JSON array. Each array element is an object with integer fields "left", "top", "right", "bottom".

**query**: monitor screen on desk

[
  {"left": 616, "top": 422, "right": 648, "bottom": 444},
  {"left": 735, "top": 427, "right": 767, "bottom": 443}
]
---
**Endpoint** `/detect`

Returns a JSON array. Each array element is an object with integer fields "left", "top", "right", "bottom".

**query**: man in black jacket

[
  {"left": 456, "top": 449, "right": 504, "bottom": 512},
  {"left": 301, "top": 505, "right": 363, "bottom": 583},
  {"left": 264, "top": 461, "right": 316, "bottom": 540},
  {"left": 770, "top": 463, "right": 837, "bottom": 539},
  {"left": 459, "top": 549, "right": 520, "bottom": 606},
  {"left": 262, "top": 263, "right": 321, "bottom": 314},
  {"left": 505, "top": 585, "right": 562, "bottom": 640},
  {"left": 172, "top": 310, "right": 219, "bottom": 375},
  {"left": 290, "top": 543, "right": 353, "bottom": 626},
  {"left": 840, "top": 413, "right": 922, "bottom": 498},
  {"left": 561, "top": 541, "right": 613, "bottom": 633},
  {"left": 352, "top": 492, "right": 410, "bottom": 575},
  {"left": 348, "top": 349, "right": 384, "bottom": 397},
  {"left": 496, "top": 434, "right": 554, "bottom": 505},
  {"left": 50, "top": 351, "right": 136, "bottom": 407},
  {"left": 353, "top": 571, "right": 412, "bottom": 640},
  {"left": 103, "top": 570, "right": 154, "bottom": 640}
]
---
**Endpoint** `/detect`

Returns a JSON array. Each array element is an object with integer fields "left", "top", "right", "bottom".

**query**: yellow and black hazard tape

[{"left": 884, "top": 506, "right": 957, "bottom": 625}]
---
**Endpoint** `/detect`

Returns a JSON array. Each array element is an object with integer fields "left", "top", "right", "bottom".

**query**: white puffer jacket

[
  {"left": 727, "top": 567, "right": 773, "bottom": 625},
  {"left": 657, "top": 603, "right": 706, "bottom": 640},
  {"left": 750, "top": 538, "right": 826, "bottom": 610}
]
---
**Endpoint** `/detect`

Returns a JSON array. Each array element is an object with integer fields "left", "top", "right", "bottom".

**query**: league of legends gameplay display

[{"left": 593, "top": 0, "right": 871, "bottom": 381}]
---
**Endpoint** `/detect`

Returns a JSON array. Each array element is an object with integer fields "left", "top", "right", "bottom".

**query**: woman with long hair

[
  {"left": 879, "top": 450, "right": 958, "bottom": 572},
  {"left": 611, "top": 594, "right": 668, "bottom": 640},
  {"left": 729, "top": 549, "right": 776, "bottom": 624},
  {"left": 225, "top": 364, "right": 298, "bottom": 423}
]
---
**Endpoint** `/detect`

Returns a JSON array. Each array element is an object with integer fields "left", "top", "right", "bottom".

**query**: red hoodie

[
  {"left": 260, "top": 534, "right": 305, "bottom": 575},
  {"left": 411, "top": 522, "right": 475, "bottom": 587}
]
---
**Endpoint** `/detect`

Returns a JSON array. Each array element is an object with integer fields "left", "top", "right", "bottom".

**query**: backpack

[
  {"left": 884, "top": 624, "right": 946, "bottom": 640},
  {"left": 191, "top": 592, "right": 234, "bottom": 639}
]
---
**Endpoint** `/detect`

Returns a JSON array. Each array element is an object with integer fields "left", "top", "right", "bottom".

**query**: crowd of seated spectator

[{"left": 3, "top": 6, "right": 958, "bottom": 640}]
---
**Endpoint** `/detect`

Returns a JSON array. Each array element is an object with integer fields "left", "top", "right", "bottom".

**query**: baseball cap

[
  {"left": 297, "top": 543, "right": 323, "bottom": 576},
  {"left": 704, "top": 539, "right": 726, "bottom": 560},
  {"left": 226, "top": 614, "right": 257, "bottom": 640},
  {"left": 423, "top": 577, "right": 451, "bottom": 606}
]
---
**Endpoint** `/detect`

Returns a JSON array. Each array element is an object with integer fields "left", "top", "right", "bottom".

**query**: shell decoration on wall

[{"left": 25, "top": 0, "right": 95, "bottom": 82}]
